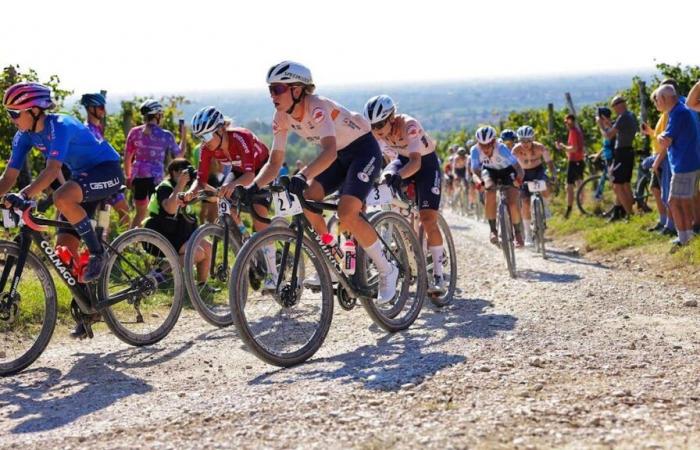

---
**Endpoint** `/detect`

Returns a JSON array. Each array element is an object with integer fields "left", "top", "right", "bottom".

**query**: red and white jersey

[
  {"left": 375, "top": 114, "right": 435, "bottom": 158},
  {"left": 272, "top": 95, "right": 370, "bottom": 152},
  {"left": 197, "top": 128, "right": 269, "bottom": 183}
]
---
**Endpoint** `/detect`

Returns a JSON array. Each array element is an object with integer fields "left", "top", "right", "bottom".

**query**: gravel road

[{"left": 2, "top": 211, "right": 699, "bottom": 449}]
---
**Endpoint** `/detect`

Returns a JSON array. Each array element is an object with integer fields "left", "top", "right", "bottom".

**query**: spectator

[
  {"left": 279, "top": 161, "right": 290, "bottom": 177},
  {"left": 555, "top": 114, "right": 586, "bottom": 219},
  {"left": 293, "top": 159, "right": 303, "bottom": 176},
  {"left": 600, "top": 96, "right": 638, "bottom": 221},
  {"left": 654, "top": 84, "right": 700, "bottom": 251},
  {"left": 685, "top": 79, "right": 700, "bottom": 232},
  {"left": 643, "top": 79, "right": 680, "bottom": 235}
]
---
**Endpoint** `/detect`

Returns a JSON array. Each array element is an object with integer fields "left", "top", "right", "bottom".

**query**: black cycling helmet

[{"left": 80, "top": 93, "right": 106, "bottom": 107}]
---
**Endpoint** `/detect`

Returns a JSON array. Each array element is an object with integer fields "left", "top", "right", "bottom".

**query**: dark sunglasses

[
  {"left": 371, "top": 117, "right": 390, "bottom": 130},
  {"left": 7, "top": 109, "right": 22, "bottom": 120},
  {"left": 268, "top": 84, "right": 290, "bottom": 96}
]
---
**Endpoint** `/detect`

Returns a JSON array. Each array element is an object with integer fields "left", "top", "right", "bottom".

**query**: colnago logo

[
  {"left": 90, "top": 177, "right": 120, "bottom": 191},
  {"left": 40, "top": 241, "right": 77, "bottom": 286},
  {"left": 314, "top": 233, "right": 343, "bottom": 274}
]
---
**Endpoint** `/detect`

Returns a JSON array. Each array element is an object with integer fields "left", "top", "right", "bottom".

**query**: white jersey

[
  {"left": 376, "top": 114, "right": 436, "bottom": 158},
  {"left": 470, "top": 143, "right": 518, "bottom": 171},
  {"left": 272, "top": 95, "right": 370, "bottom": 152}
]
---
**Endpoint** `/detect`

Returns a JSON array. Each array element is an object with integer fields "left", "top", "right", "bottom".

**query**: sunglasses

[
  {"left": 519, "top": 138, "right": 533, "bottom": 144},
  {"left": 7, "top": 109, "right": 22, "bottom": 120},
  {"left": 268, "top": 84, "right": 290, "bottom": 96},
  {"left": 371, "top": 117, "right": 390, "bottom": 130},
  {"left": 197, "top": 131, "right": 216, "bottom": 144}
]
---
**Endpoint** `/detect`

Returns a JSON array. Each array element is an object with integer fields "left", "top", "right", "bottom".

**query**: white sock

[
  {"left": 262, "top": 245, "right": 277, "bottom": 277},
  {"left": 523, "top": 220, "right": 532, "bottom": 241},
  {"left": 429, "top": 245, "right": 444, "bottom": 277},
  {"left": 365, "top": 239, "right": 392, "bottom": 275}
]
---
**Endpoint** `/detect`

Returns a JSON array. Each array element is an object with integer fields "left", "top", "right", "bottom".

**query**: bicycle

[
  {"left": 526, "top": 180, "right": 548, "bottom": 259},
  {"left": 374, "top": 181, "right": 457, "bottom": 307},
  {"left": 495, "top": 184, "right": 517, "bottom": 278},
  {"left": 0, "top": 200, "right": 183, "bottom": 376},
  {"left": 228, "top": 180, "right": 426, "bottom": 367},
  {"left": 576, "top": 155, "right": 651, "bottom": 216},
  {"left": 182, "top": 190, "right": 288, "bottom": 328}
]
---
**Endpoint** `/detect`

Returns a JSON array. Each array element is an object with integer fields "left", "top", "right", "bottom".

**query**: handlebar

[{"left": 0, "top": 203, "right": 49, "bottom": 232}]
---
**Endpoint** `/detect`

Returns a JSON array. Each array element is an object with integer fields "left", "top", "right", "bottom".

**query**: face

[
  {"left": 565, "top": 118, "right": 574, "bottom": 129},
  {"left": 612, "top": 102, "right": 626, "bottom": 115},
  {"left": 269, "top": 83, "right": 303, "bottom": 112},
  {"left": 520, "top": 139, "right": 533, "bottom": 149},
  {"left": 200, "top": 129, "right": 223, "bottom": 151},
  {"left": 503, "top": 139, "right": 515, "bottom": 150},
  {"left": 89, "top": 105, "right": 106, "bottom": 120},
  {"left": 7, "top": 108, "right": 35, "bottom": 132},
  {"left": 371, "top": 116, "right": 392, "bottom": 138},
  {"left": 478, "top": 140, "right": 496, "bottom": 155}
]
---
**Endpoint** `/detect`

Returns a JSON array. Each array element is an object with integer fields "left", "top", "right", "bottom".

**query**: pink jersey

[
  {"left": 271, "top": 95, "right": 370, "bottom": 152},
  {"left": 125, "top": 124, "right": 181, "bottom": 181},
  {"left": 375, "top": 114, "right": 435, "bottom": 158}
]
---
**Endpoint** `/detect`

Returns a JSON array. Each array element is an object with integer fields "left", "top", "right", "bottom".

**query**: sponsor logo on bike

[{"left": 40, "top": 240, "right": 77, "bottom": 286}]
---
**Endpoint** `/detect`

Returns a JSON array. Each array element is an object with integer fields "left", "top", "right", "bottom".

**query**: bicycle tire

[
  {"left": 363, "top": 211, "right": 426, "bottom": 332},
  {"left": 0, "top": 242, "right": 57, "bottom": 376},
  {"left": 533, "top": 196, "right": 547, "bottom": 259},
  {"left": 100, "top": 228, "right": 184, "bottom": 346},
  {"left": 229, "top": 226, "right": 333, "bottom": 367},
  {"left": 421, "top": 214, "right": 457, "bottom": 307},
  {"left": 498, "top": 200, "right": 516, "bottom": 278},
  {"left": 183, "top": 223, "right": 241, "bottom": 328},
  {"left": 576, "top": 175, "right": 615, "bottom": 217}
]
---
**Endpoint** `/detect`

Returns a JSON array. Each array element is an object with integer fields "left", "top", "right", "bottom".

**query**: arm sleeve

[
  {"left": 156, "top": 184, "right": 173, "bottom": 208},
  {"left": 46, "top": 119, "right": 71, "bottom": 163},
  {"left": 167, "top": 131, "right": 181, "bottom": 157},
  {"left": 470, "top": 149, "right": 481, "bottom": 171},
  {"left": 125, "top": 129, "right": 136, "bottom": 158},
  {"left": 271, "top": 111, "right": 289, "bottom": 153},
  {"left": 404, "top": 120, "right": 427, "bottom": 155},
  {"left": 664, "top": 109, "right": 689, "bottom": 141},
  {"left": 239, "top": 133, "right": 257, "bottom": 173},
  {"left": 197, "top": 148, "right": 212, "bottom": 184},
  {"left": 7, "top": 132, "right": 32, "bottom": 170}
]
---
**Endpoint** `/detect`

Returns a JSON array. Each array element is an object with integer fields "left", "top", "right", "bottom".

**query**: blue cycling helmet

[
  {"left": 500, "top": 129, "right": 517, "bottom": 142},
  {"left": 80, "top": 93, "right": 106, "bottom": 107}
]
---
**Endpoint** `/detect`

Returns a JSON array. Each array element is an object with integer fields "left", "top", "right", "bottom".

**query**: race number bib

[
  {"left": 365, "top": 184, "right": 393, "bottom": 206},
  {"left": 273, "top": 192, "right": 303, "bottom": 218},
  {"left": 526, "top": 180, "right": 547, "bottom": 192},
  {"left": 218, "top": 198, "right": 232, "bottom": 216}
]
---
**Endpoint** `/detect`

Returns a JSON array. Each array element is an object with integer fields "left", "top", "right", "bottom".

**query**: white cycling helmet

[
  {"left": 363, "top": 95, "right": 396, "bottom": 125},
  {"left": 191, "top": 106, "right": 225, "bottom": 139},
  {"left": 266, "top": 61, "right": 314, "bottom": 85},
  {"left": 517, "top": 125, "right": 535, "bottom": 140},
  {"left": 475, "top": 126, "right": 497, "bottom": 145}
]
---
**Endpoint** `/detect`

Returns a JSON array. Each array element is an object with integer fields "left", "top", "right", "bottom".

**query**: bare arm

[
  {"left": 20, "top": 160, "right": 62, "bottom": 199},
  {"left": 398, "top": 152, "right": 422, "bottom": 179},
  {"left": 161, "top": 173, "right": 190, "bottom": 215},
  {"left": 0, "top": 168, "right": 20, "bottom": 197},
  {"left": 299, "top": 136, "right": 337, "bottom": 180},
  {"left": 253, "top": 148, "right": 286, "bottom": 188},
  {"left": 687, "top": 80, "right": 700, "bottom": 112}
]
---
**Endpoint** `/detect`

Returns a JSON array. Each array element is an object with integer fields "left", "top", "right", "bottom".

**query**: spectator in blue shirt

[{"left": 655, "top": 84, "right": 700, "bottom": 250}]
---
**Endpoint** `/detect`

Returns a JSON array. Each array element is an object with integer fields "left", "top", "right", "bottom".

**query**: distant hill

[{"left": 104, "top": 71, "right": 654, "bottom": 133}]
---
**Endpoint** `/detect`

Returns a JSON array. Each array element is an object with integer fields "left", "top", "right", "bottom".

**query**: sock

[
  {"left": 659, "top": 214, "right": 667, "bottom": 227},
  {"left": 679, "top": 230, "right": 689, "bottom": 244},
  {"left": 75, "top": 216, "right": 103, "bottom": 255},
  {"left": 365, "top": 239, "right": 392, "bottom": 275},
  {"left": 262, "top": 244, "right": 277, "bottom": 278},
  {"left": 488, "top": 219, "right": 497, "bottom": 234},
  {"left": 513, "top": 221, "right": 523, "bottom": 239},
  {"left": 523, "top": 220, "right": 532, "bottom": 240},
  {"left": 429, "top": 245, "right": 444, "bottom": 277}
]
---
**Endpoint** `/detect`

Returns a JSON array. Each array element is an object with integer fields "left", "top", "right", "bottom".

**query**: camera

[
  {"left": 186, "top": 165, "right": 197, "bottom": 181},
  {"left": 596, "top": 106, "right": 612, "bottom": 119}
]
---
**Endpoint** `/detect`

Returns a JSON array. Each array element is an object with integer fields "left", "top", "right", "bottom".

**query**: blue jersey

[
  {"left": 470, "top": 143, "right": 518, "bottom": 171},
  {"left": 9, "top": 114, "right": 120, "bottom": 175}
]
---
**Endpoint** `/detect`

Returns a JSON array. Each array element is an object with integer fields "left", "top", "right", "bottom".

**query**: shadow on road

[
  {"left": 248, "top": 297, "right": 516, "bottom": 392},
  {"left": 545, "top": 249, "right": 609, "bottom": 269},
  {"left": 518, "top": 269, "right": 582, "bottom": 283},
  {"left": 0, "top": 339, "right": 194, "bottom": 434}
]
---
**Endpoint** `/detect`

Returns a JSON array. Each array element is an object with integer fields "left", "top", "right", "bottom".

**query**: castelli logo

[{"left": 312, "top": 108, "right": 325, "bottom": 124}]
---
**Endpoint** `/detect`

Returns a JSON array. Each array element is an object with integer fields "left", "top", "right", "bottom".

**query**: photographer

[{"left": 143, "top": 158, "right": 212, "bottom": 286}]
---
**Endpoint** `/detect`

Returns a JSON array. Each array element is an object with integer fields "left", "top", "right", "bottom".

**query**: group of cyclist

[{"left": 443, "top": 125, "right": 557, "bottom": 247}]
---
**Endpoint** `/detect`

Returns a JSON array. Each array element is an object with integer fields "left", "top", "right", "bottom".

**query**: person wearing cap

[
  {"left": 599, "top": 95, "right": 638, "bottom": 221},
  {"left": 555, "top": 114, "right": 586, "bottom": 218},
  {"left": 654, "top": 83, "right": 700, "bottom": 250}
]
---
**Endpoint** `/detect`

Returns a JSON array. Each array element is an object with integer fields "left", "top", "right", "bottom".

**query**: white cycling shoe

[
  {"left": 303, "top": 270, "right": 338, "bottom": 288},
  {"left": 376, "top": 264, "right": 399, "bottom": 305}
]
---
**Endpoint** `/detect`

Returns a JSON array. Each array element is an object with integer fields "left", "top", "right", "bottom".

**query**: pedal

[{"left": 134, "top": 304, "right": 144, "bottom": 323}]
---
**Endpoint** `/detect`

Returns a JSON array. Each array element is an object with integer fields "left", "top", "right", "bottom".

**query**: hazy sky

[{"left": 2, "top": 0, "right": 698, "bottom": 95}]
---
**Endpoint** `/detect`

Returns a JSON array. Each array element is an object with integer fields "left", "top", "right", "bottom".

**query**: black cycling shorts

[
  {"left": 133, "top": 177, "right": 156, "bottom": 202},
  {"left": 385, "top": 153, "right": 442, "bottom": 210},
  {"left": 566, "top": 160, "right": 585, "bottom": 184},
  {"left": 610, "top": 148, "right": 634, "bottom": 185}
]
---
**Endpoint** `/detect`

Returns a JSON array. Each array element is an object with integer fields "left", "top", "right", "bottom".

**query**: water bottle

[
  {"left": 55, "top": 246, "right": 74, "bottom": 268},
  {"left": 320, "top": 233, "right": 343, "bottom": 268},
  {"left": 341, "top": 237, "right": 356, "bottom": 275},
  {"left": 96, "top": 204, "right": 111, "bottom": 239}
]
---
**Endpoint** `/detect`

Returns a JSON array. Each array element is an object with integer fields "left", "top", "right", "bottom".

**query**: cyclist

[
  {"left": 364, "top": 95, "right": 446, "bottom": 295},
  {"left": 124, "top": 99, "right": 184, "bottom": 229},
  {"left": 184, "top": 106, "right": 278, "bottom": 291},
  {"left": 470, "top": 126, "right": 525, "bottom": 246},
  {"left": 511, "top": 125, "right": 557, "bottom": 245},
  {"left": 443, "top": 145, "right": 457, "bottom": 201},
  {"left": 80, "top": 92, "right": 130, "bottom": 227},
  {"left": 245, "top": 61, "right": 398, "bottom": 304},
  {"left": 1, "top": 82, "right": 125, "bottom": 336},
  {"left": 500, "top": 129, "right": 517, "bottom": 151}
]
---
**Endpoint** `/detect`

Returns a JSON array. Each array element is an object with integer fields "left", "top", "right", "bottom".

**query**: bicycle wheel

[
  {"left": 100, "top": 228, "right": 184, "bottom": 346},
  {"left": 532, "top": 196, "right": 547, "bottom": 259},
  {"left": 230, "top": 226, "right": 333, "bottom": 367},
  {"left": 498, "top": 201, "right": 516, "bottom": 278},
  {"left": 576, "top": 175, "right": 615, "bottom": 216},
  {"left": 363, "top": 211, "right": 426, "bottom": 332},
  {"left": 183, "top": 223, "right": 241, "bottom": 327},
  {"left": 0, "top": 242, "right": 57, "bottom": 376},
  {"left": 425, "top": 214, "right": 457, "bottom": 307}
]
